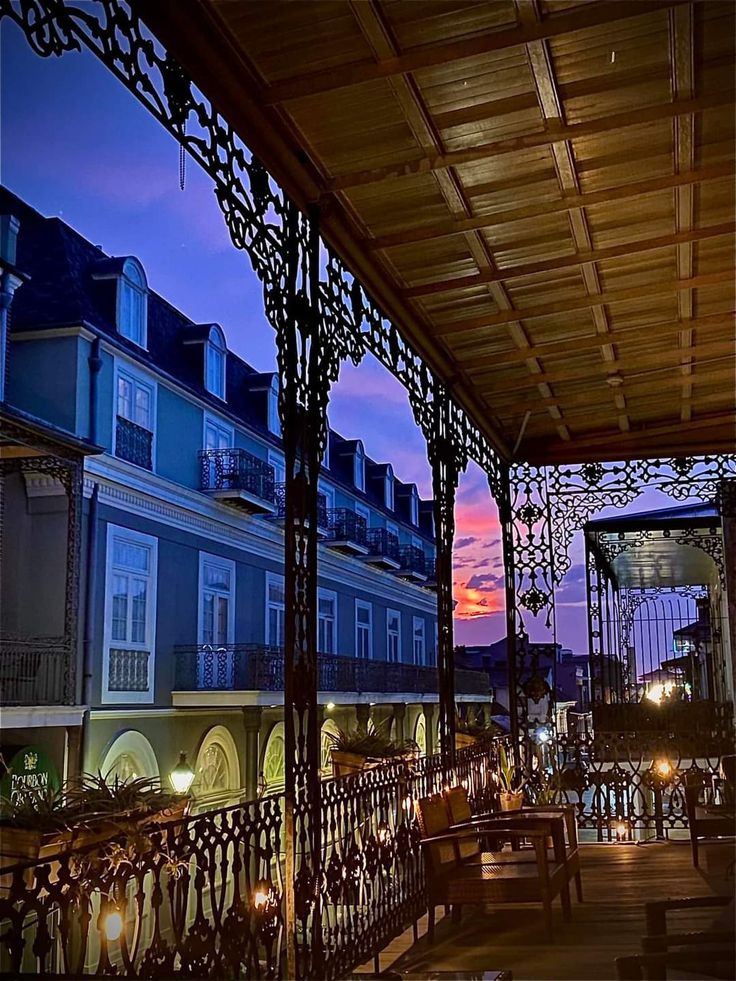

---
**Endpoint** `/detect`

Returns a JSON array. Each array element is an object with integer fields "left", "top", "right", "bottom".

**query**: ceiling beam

[
  {"left": 263, "top": 2, "right": 684, "bottom": 104},
  {"left": 470, "top": 340, "right": 735, "bottom": 391},
  {"left": 433, "top": 271, "right": 733, "bottom": 336},
  {"left": 370, "top": 161, "right": 734, "bottom": 250},
  {"left": 403, "top": 223, "right": 735, "bottom": 298},
  {"left": 452, "top": 313, "right": 735, "bottom": 368},
  {"left": 328, "top": 90, "right": 732, "bottom": 191}
]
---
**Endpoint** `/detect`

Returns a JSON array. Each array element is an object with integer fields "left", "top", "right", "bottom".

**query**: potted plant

[
  {"left": 327, "top": 722, "right": 418, "bottom": 777},
  {"left": 0, "top": 772, "right": 188, "bottom": 871},
  {"left": 497, "top": 745, "right": 525, "bottom": 811}
]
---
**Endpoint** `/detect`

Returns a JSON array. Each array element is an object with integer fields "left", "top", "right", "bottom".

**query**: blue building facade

[{"left": 0, "top": 187, "right": 490, "bottom": 808}]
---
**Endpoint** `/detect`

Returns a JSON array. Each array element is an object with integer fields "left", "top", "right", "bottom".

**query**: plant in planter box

[
  {"left": 0, "top": 772, "right": 188, "bottom": 870},
  {"left": 327, "top": 722, "right": 418, "bottom": 777},
  {"left": 455, "top": 713, "right": 502, "bottom": 749},
  {"left": 497, "top": 745, "right": 525, "bottom": 811}
]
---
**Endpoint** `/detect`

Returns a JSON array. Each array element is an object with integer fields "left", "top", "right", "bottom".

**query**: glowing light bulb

[
  {"left": 656, "top": 760, "right": 672, "bottom": 779},
  {"left": 615, "top": 822, "right": 627, "bottom": 841},
  {"left": 104, "top": 911, "right": 123, "bottom": 942}
]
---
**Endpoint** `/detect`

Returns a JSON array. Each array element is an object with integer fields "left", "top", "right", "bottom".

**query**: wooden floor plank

[{"left": 357, "top": 842, "right": 730, "bottom": 980}]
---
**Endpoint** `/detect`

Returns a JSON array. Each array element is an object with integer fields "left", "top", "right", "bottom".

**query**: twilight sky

[{"left": 0, "top": 18, "right": 653, "bottom": 653}]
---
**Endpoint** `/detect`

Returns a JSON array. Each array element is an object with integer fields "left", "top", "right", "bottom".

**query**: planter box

[
  {"left": 331, "top": 750, "right": 369, "bottom": 778},
  {"left": 455, "top": 733, "right": 479, "bottom": 750},
  {"left": 0, "top": 800, "right": 189, "bottom": 879}
]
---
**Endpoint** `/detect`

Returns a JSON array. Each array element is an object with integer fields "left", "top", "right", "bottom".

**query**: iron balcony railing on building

[
  {"left": 174, "top": 643, "right": 489, "bottom": 696},
  {"left": 324, "top": 508, "right": 368, "bottom": 553},
  {"left": 0, "top": 637, "right": 71, "bottom": 705},
  {"left": 273, "top": 482, "right": 329, "bottom": 531},
  {"left": 396, "top": 544, "right": 427, "bottom": 581},
  {"left": 364, "top": 527, "right": 401, "bottom": 568},
  {"left": 115, "top": 415, "right": 153, "bottom": 470},
  {"left": 199, "top": 448, "right": 275, "bottom": 511}
]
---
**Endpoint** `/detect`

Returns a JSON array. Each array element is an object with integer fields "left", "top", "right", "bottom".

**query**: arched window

[
  {"left": 262, "top": 722, "right": 285, "bottom": 793},
  {"left": 320, "top": 718, "right": 341, "bottom": 776},
  {"left": 205, "top": 325, "right": 227, "bottom": 399},
  {"left": 99, "top": 729, "right": 159, "bottom": 783},
  {"left": 192, "top": 725, "right": 240, "bottom": 810},
  {"left": 118, "top": 258, "right": 148, "bottom": 348},
  {"left": 414, "top": 713, "right": 427, "bottom": 757}
]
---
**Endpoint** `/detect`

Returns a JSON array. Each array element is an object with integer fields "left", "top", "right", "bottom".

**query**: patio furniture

[
  {"left": 615, "top": 895, "right": 735, "bottom": 980},
  {"left": 415, "top": 793, "right": 569, "bottom": 942},
  {"left": 684, "top": 775, "right": 736, "bottom": 869},
  {"left": 443, "top": 786, "right": 583, "bottom": 903}
]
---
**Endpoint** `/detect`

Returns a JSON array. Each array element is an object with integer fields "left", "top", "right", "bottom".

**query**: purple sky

[{"left": 3, "top": 18, "right": 687, "bottom": 654}]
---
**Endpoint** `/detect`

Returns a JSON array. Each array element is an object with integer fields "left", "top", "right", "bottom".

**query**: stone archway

[
  {"left": 262, "top": 722, "right": 286, "bottom": 793},
  {"left": 99, "top": 729, "right": 160, "bottom": 783},
  {"left": 193, "top": 724, "right": 241, "bottom": 810}
]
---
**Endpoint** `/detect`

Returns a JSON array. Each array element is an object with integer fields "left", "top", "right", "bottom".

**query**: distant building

[{"left": 0, "top": 187, "right": 491, "bottom": 806}]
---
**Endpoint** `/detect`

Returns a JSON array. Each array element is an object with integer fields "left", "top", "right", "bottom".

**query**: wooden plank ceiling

[{"left": 142, "top": 0, "right": 736, "bottom": 465}]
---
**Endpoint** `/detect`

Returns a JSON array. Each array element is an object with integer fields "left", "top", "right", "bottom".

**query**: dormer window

[
  {"left": 384, "top": 465, "right": 394, "bottom": 510},
  {"left": 267, "top": 376, "right": 280, "bottom": 435},
  {"left": 205, "top": 325, "right": 227, "bottom": 400},
  {"left": 354, "top": 441, "right": 365, "bottom": 491},
  {"left": 118, "top": 258, "right": 147, "bottom": 348}
]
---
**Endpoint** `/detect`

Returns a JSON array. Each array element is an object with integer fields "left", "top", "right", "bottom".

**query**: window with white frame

[
  {"left": 118, "top": 259, "right": 147, "bottom": 347},
  {"left": 355, "top": 502, "right": 370, "bottom": 528},
  {"left": 412, "top": 617, "right": 426, "bottom": 666},
  {"left": 203, "top": 416, "right": 234, "bottom": 452},
  {"left": 386, "top": 521, "right": 399, "bottom": 541},
  {"left": 411, "top": 534, "right": 423, "bottom": 552},
  {"left": 103, "top": 524, "right": 157, "bottom": 703},
  {"left": 354, "top": 442, "right": 365, "bottom": 491},
  {"left": 266, "top": 573, "right": 286, "bottom": 648},
  {"left": 116, "top": 368, "right": 154, "bottom": 432},
  {"left": 355, "top": 600, "right": 372, "bottom": 659},
  {"left": 205, "top": 326, "right": 227, "bottom": 399},
  {"left": 387, "top": 609, "right": 401, "bottom": 663},
  {"left": 268, "top": 451, "right": 286, "bottom": 485},
  {"left": 199, "top": 554, "right": 235, "bottom": 646},
  {"left": 318, "top": 589, "right": 337, "bottom": 654},
  {"left": 384, "top": 466, "right": 394, "bottom": 510},
  {"left": 319, "top": 480, "right": 335, "bottom": 513}
]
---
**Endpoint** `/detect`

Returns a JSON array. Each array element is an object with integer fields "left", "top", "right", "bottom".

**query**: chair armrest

[{"left": 645, "top": 895, "right": 732, "bottom": 937}]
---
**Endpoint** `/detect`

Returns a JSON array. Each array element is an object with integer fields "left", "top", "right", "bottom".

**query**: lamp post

[{"left": 169, "top": 751, "right": 195, "bottom": 795}]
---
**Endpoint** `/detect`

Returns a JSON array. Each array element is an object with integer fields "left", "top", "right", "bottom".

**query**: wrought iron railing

[
  {"left": 115, "top": 415, "right": 153, "bottom": 470},
  {"left": 365, "top": 527, "right": 400, "bottom": 561},
  {"left": 424, "top": 558, "right": 437, "bottom": 582},
  {"left": 0, "top": 742, "right": 502, "bottom": 978},
  {"left": 397, "top": 544, "right": 427, "bottom": 576},
  {"left": 107, "top": 648, "right": 150, "bottom": 692},
  {"left": 199, "top": 447, "right": 275, "bottom": 503},
  {"left": 273, "top": 483, "right": 328, "bottom": 528},
  {"left": 0, "top": 638, "right": 70, "bottom": 705},
  {"left": 174, "top": 644, "right": 489, "bottom": 696},
  {"left": 325, "top": 508, "right": 367, "bottom": 547}
]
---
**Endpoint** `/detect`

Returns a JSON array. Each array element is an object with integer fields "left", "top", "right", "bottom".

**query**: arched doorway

[{"left": 320, "top": 718, "right": 341, "bottom": 776}]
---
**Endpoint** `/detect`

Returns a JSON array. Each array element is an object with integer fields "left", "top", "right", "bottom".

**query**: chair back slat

[
  {"left": 415, "top": 794, "right": 458, "bottom": 870},
  {"left": 445, "top": 786, "right": 482, "bottom": 860}
]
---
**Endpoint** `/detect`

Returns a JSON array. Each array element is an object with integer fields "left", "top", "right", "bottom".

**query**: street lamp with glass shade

[{"left": 170, "top": 751, "right": 195, "bottom": 795}]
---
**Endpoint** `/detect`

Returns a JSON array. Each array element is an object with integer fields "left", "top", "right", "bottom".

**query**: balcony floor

[{"left": 363, "top": 842, "right": 732, "bottom": 981}]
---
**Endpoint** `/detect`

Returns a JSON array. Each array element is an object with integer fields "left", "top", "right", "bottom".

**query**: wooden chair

[
  {"left": 444, "top": 785, "right": 583, "bottom": 903},
  {"left": 615, "top": 895, "right": 735, "bottom": 980},
  {"left": 415, "top": 793, "right": 568, "bottom": 942},
  {"left": 684, "top": 775, "right": 735, "bottom": 869}
]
